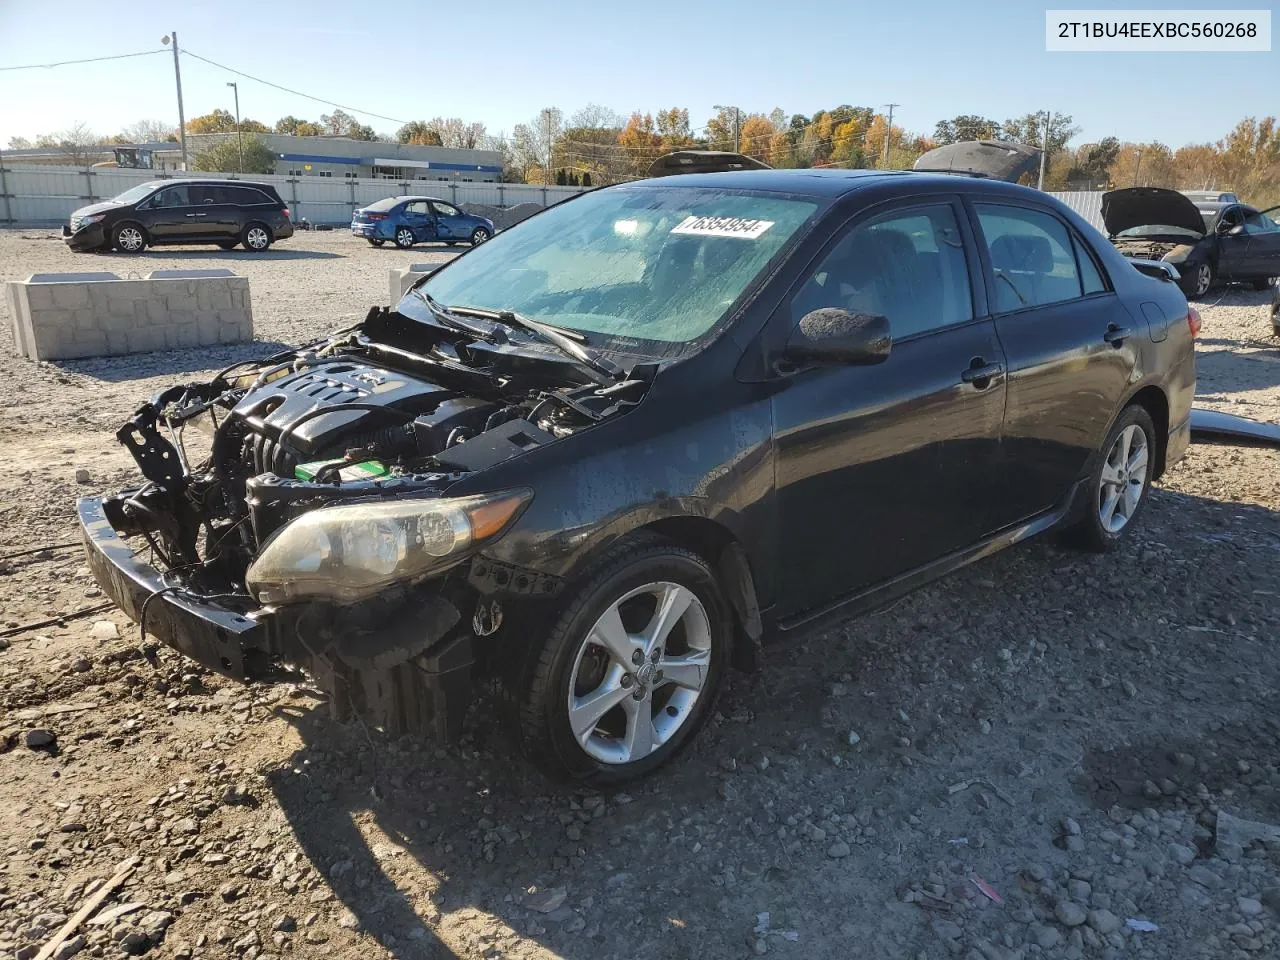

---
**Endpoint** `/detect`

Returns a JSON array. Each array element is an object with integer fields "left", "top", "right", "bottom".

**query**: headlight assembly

[{"left": 245, "top": 489, "right": 531, "bottom": 604}]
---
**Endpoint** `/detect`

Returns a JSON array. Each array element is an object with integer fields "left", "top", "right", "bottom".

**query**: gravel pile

[{"left": 1, "top": 231, "right": 1279, "bottom": 958}]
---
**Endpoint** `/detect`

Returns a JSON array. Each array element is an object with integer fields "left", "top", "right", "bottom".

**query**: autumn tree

[
  {"left": 1108, "top": 142, "right": 1176, "bottom": 188},
  {"left": 35, "top": 122, "right": 102, "bottom": 164},
  {"left": 738, "top": 114, "right": 776, "bottom": 162},
  {"left": 186, "top": 109, "right": 237, "bottom": 134},
  {"left": 319, "top": 110, "right": 375, "bottom": 140},
  {"left": 554, "top": 105, "right": 625, "bottom": 184},
  {"left": 655, "top": 107, "right": 695, "bottom": 151},
  {"left": 1174, "top": 144, "right": 1225, "bottom": 191},
  {"left": 396, "top": 121, "right": 444, "bottom": 146},
  {"left": 275, "top": 116, "right": 324, "bottom": 137},
  {"left": 619, "top": 112, "right": 662, "bottom": 176}
]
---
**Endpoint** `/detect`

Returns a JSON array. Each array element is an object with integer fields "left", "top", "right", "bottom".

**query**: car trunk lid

[{"left": 912, "top": 140, "right": 1042, "bottom": 182}]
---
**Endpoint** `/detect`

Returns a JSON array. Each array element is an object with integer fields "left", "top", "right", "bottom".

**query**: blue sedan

[{"left": 351, "top": 196, "right": 494, "bottom": 249}]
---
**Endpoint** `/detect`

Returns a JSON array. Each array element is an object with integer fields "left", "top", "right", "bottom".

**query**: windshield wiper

[
  {"left": 408, "top": 288, "right": 502, "bottom": 344},
  {"left": 451, "top": 305, "right": 622, "bottom": 384}
]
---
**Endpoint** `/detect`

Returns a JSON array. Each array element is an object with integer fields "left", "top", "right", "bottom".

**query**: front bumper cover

[{"left": 79, "top": 496, "right": 475, "bottom": 739}]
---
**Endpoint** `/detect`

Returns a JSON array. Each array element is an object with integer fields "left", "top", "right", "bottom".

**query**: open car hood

[
  {"left": 912, "top": 140, "right": 1041, "bottom": 182},
  {"left": 1102, "top": 187, "right": 1206, "bottom": 237}
]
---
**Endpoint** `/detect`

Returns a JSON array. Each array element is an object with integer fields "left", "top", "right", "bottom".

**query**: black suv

[{"left": 64, "top": 179, "right": 294, "bottom": 253}]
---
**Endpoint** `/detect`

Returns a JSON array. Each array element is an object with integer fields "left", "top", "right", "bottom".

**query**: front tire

[
  {"left": 241, "top": 223, "right": 272, "bottom": 252},
  {"left": 1063, "top": 404, "right": 1156, "bottom": 552},
  {"left": 394, "top": 227, "right": 415, "bottom": 249},
  {"left": 470, "top": 227, "right": 490, "bottom": 246},
  {"left": 1252, "top": 277, "right": 1275, "bottom": 291},
  {"left": 506, "top": 538, "right": 730, "bottom": 785},
  {"left": 1183, "top": 261, "right": 1213, "bottom": 299},
  {"left": 111, "top": 222, "right": 147, "bottom": 253}
]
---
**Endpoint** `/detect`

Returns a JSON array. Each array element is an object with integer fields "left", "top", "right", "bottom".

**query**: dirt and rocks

[{"left": 2, "top": 229, "right": 1280, "bottom": 960}]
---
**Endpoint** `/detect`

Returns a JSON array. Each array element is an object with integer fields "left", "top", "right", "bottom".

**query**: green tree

[
  {"left": 396, "top": 121, "right": 444, "bottom": 146},
  {"left": 933, "top": 115, "right": 1001, "bottom": 144},
  {"left": 192, "top": 135, "right": 276, "bottom": 175},
  {"left": 582, "top": 171, "right": 592, "bottom": 187}
]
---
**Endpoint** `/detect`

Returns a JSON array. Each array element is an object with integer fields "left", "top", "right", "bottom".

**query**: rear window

[{"left": 365, "top": 197, "right": 403, "bottom": 212}]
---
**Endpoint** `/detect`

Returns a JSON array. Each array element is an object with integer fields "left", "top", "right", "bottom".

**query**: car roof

[
  {"left": 619, "top": 168, "right": 1042, "bottom": 200},
  {"left": 145, "top": 179, "right": 277, "bottom": 190},
  {"left": 392, "top": 195, "right": 448, "bottom": 203}
]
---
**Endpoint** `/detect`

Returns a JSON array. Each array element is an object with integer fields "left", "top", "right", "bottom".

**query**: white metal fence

[
  {"left": 0, "top": 163, "right": 1111, "bottom": 234},
  {"left": 0, "top": 163, "right": 587, "bottom": 226}
]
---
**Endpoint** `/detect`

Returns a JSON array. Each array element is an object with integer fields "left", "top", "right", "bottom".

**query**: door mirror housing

[
  {"left": 784, "top": 309, "right": 892, "bottom": 366},
  {"left": 1217, "top": 220, "right": 1243, "bottom": 236}
]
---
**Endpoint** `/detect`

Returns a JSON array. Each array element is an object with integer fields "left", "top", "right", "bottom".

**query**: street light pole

[
  {"left": 1037, "top": 110, "right": 1053, "bottom": 191},
  {"left": 227, "top": 82, "right": 243, "bottom": 174},
  {"left": 162, "top": 32, "right": 188, "bottom": 171}
]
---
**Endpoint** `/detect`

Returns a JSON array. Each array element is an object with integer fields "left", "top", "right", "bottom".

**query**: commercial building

[{"left": 2, "top": 133, "right": 503, "bottom": 182}]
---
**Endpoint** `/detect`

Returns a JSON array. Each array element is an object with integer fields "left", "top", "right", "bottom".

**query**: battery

[{"left": 294, "top": 459, "right": 389, "bottom": 482}]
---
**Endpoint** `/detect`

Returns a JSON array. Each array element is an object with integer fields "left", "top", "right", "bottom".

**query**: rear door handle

[
  {"left": 185, "top": 213, "right": 208, "bottom": 218},
  {"left": 1103, "top": 324, "right": 1131, "bottom": 346},
  {"left": 961, "top": 360, "right": 1004, "bottom": 386}
]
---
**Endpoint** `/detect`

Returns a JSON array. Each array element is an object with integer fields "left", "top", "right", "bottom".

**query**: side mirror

[
  {"left": 1217, "top": 220, "right": 1243, "bottom": 236},
  {"left": 784, "top": 309, "right": 892, "bottom": 366}
]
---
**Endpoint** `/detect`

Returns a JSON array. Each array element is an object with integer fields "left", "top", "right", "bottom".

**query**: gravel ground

[{"left": 2, "top": 228, "right": 1280, "bottom": 960}]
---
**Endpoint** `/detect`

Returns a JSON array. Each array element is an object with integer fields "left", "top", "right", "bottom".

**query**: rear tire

[
  {"left": 1252, "top": 277, "right": 1275, "bottom": 291},
  {"left": 1062, "top": 404, "right": 1156, "bottom": 553},
  {"left": 394, "top": 227, "right": 415, "bottom": 249},
  {"left": 241, "top": 222, "right": 272, "bottom": 252},
  {"left": 216, "top": 240, "right": 237, "bottom": 250},
  {"left": 111, "top": 222, "right": 147, "bottom": 253},
  {"left": 504, "top": 537, "right": 729, "bottom": 785},
  {"left": 366, "top": 238, "right": 385, "bottom": 247}
]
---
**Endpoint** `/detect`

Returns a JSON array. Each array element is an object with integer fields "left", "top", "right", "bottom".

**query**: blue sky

[{"left": 1, "top": 0, "right": 1276, "bottom": 149}]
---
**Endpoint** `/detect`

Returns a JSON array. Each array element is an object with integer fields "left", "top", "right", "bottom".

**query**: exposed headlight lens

[
  {"left": 83, "top": 214, "right": 106, "bottom": 225},
  {"left": 245, "top": 489, "right": 531, "bottom": 604}
]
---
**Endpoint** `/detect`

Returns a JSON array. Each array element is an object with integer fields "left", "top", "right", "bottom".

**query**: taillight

[
  {"left": 282, "top": 207, "right": 291, "bottom": 219},
  {"left": 367, "top": 213, "right": 386, "bottom": 221},
  {"left": 1187, "top": 306, "right": 1202, "bottom": 338}
]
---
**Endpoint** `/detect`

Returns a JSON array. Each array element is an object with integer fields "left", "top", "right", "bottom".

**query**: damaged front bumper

[{"left": 78, "top": 496, "right": 475, "bottom": 740}]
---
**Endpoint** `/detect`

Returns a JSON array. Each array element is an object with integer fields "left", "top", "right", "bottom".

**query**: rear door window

[
  {"left": 405, "top": 200, "right": 431, "bottom": 215},
  {"left": 974, "top": 204, "right": 1084, "bottom": 311}
]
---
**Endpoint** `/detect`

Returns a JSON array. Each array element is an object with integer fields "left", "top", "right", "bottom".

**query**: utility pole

[
  {"left": 544, "top": 111, "right": 552, "bottom": 186},
  {"left": 882, "top": 103, "right": 899, "bottom": 167},
  {"left": 162, "top": 32, "right": 188, "bottom": 171},
  {"left": 734, "top": 107, "right": 741, "bottom": 153},
  {"left": 227, "top": 82, "right": 244, "bottom": 174},
  {"left": 1132, "top": 147, "right": 1144, "bottom": 187},
  {"left": 1037, "top": 110, "right": 1053, "bottom": 190}
]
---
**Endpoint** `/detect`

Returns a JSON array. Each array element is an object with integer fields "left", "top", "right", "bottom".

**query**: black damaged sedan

[{"left": 82, "top": 169, "right": 1196, "bottom": 783}]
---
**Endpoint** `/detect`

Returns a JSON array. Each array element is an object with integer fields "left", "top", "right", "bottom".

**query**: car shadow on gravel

[
  {"left": 109, "top": 249, "right": 348, "bottom": 261},
  {"left": 52, "top": 340, "right": 298, "bottom": 382}
]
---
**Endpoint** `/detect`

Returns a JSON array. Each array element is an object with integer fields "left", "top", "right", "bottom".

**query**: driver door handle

[
  {"left": 1103, "top": 324, "right": 1131, "bottom": 346},
  {"left": 961, "top": 359, "right": 1004, "bottom": 387}
]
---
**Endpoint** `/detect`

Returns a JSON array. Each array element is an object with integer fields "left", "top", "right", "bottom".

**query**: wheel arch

[
  {"left": 634, "top": 516, "right": 764, "bottom": 671},
  {"left": 1125, "top": 384, "right": 1170, "bottom": 478}
]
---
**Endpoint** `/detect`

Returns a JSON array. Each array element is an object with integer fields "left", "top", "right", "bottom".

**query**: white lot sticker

[{"left": 671, "top": 215, "right": 775, "bottom": 239}]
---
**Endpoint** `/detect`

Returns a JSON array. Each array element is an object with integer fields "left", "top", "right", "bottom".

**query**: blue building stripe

[{"left": 277, "top": 152, "right": 362, "bottom": 165}]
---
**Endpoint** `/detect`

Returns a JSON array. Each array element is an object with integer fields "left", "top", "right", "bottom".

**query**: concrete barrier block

[{"left": 5, "top": 273, "right": 253, "bottom": 361}]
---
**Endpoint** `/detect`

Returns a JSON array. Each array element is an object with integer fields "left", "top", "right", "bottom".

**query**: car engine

[{"left": 104, "top": 305, "right": 651, "bottom": 593}]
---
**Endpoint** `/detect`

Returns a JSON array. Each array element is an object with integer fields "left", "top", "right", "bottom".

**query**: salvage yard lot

[{"left": 2, "top": 227, "right": 1279, "bottom": 960}]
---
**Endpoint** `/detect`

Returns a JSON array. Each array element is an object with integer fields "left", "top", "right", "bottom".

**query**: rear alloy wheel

[
  {"left": 1063, "top": 404, "right": 1156, "bottom": 552},
  {"left": 366, "top": 238, "right": 385, "bottom": 247},
  {"left": 1186, "top": 262, "right": 1213, "bottom": 299},
  {"left": 112, "top": 223, "right": 146, "bottom": 253},
  {"left": 508, "top": 540, "right": 729, "bottom": 784},
  {"left": 241, "top": 223, "right": 272, "bottom": 252},
  {"left": 470, "top": 227, "right": 490, "bottom": 246},
  {"left": 395, "top": 227, "right": 415, "bottom": 249}
]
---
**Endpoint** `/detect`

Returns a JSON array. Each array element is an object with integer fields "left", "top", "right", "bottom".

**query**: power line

[
  {"left": 180, "top": 49, "right": 410, "bottom": 126},
  {"left": 0, "top": 49, "right": 167, "bottom": 72}
]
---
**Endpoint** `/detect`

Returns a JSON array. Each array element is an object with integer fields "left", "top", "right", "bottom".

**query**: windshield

[
  {"left": 111, "top": 183, "right": 159, "bottom": 205},
  {"left": 1116, "top": 224, "right": 1203, "bottom": 239},
  {"left": 419, "top": 186, "right": 818, "bottom": 346}
]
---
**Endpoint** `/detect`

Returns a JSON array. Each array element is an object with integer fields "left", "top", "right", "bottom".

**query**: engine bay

[{"left": 106, "top": 305, "right": 652, "bottom": 595}]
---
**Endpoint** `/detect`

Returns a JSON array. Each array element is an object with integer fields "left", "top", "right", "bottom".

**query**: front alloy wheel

[
  {"left": 1189, "top": 262, "right": 1213, "bottom": 299},
  {"left": 508, "top": 538, "right": 729, "bottom": 784},
  {"left": 568, "top": 582, "right": 712, "bottom": 765},
  {"left": 471, "top": 227, "right": 490, "bottom": 245},
  {"left": 113, "top": 224, "right": 145, "bottom": 253}
]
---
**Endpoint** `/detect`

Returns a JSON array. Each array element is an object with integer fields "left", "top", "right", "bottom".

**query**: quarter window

[
  {"left": 792, "top": 204, "right": 973, "bottom": 339},
  {"left": 975, "top": 204, "right": 1086, "bottom": 311},
  {"left": 1073, "top": 235, "right": 1108, "bottom": 295}
]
